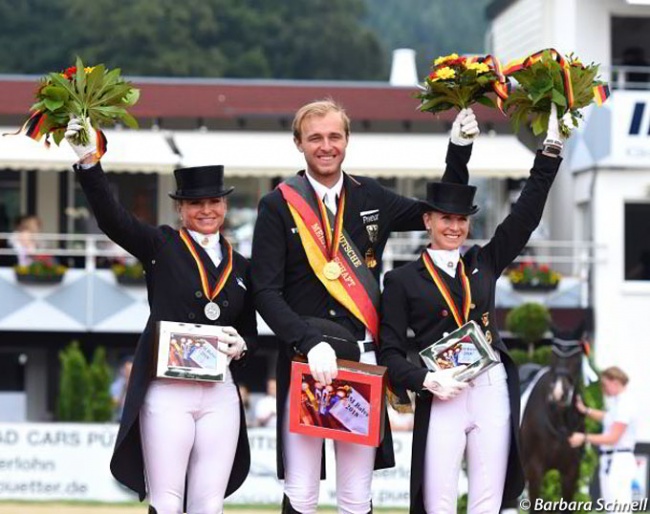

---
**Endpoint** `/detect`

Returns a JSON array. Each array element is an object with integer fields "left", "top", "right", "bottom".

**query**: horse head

[{"left": 547, "top": 322, "right": 589, "bottom": 411}]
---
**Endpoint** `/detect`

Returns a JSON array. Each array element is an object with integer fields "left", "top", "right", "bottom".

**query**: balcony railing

[{"left": 0, "top": 232, "right": 603, "bottom": 333}]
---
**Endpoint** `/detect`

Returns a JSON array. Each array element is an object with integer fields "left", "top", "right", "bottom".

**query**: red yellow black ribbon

[
  {"left": 179, "top": 229, "right": 233, "bottom": 302},
  {"left": 466, "top": 54, "right": 510, "bottom": 113},
  {"left": 316, "top": 189, "right": 346, "bottom": 262},
  {"left": 422, "top": 251, "right": 472, "bottom": 328},
  {"left": 504, "top": 48, "right": 575, "bottom": 109}
]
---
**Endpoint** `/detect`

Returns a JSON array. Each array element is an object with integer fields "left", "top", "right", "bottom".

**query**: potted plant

[
  {"left": 14, "top": 256, "right": 67, "bottom": 284},
  {"left": 507, "top": 262, "right": 561, "bottom": 291},
  {"left": 112, "top": 261, "right": 145, "bottom": 285},
  {"left": 505, "top": 302, "right": 551, "bottom": 358}
]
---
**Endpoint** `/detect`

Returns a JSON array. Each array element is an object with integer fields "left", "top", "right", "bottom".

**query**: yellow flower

[
  {"left": 466, "top": 62, "right": 490, "bottom": 74},
  {"left": 434, "top": 53, "right": 459, "bottom": 66},
  {"left": 84, "top": 66, "right": 95, "bottom": 74},
  {"left": 433, "top": 67, "right": 456, "bottom": 81}
]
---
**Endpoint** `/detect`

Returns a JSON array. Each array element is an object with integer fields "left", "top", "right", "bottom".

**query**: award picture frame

[
  {"left": 288, "top": 359, "right": 387, "bottom": 447},
  {"left": 419, "top": 321, "right": 499, "bottom": 382},
  {"left": 154, "top": 321, "right": 229, "bottom": 382}
]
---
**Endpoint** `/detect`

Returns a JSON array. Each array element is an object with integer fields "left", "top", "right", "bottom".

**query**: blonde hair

[
  {"left": 601, "top": 366, "right": 629, "bottom": 386},
  {"left": 292, "top": 99, "right": 350, "bottom": 141}
]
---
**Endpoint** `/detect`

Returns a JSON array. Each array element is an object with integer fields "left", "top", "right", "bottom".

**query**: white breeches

[
  {"left": 282, "top": 352, "right": 378, "bottom": 514},
  {"left": 599, "top": 452, "right": 636, "bottom": 513},
  {"left": 140, "top": 374, "right": 241, "bottom": 514},
  {"left": 423, "top": 363, "right": 511, "bottom": 514}
]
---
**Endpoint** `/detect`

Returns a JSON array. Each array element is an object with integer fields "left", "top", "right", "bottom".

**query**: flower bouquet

[
  {"left": 14, "top": 56, "right": 139, "bottom": 156},
  {"left": 416, "top": 53, "right": 509, "bottom": 115},
  {"left": 507, "top": 262, "right": 561, "bottom": 291},
  {"left": 503, "top": 49, "right": 610, "bottom": 138},
  {"left": 15, "top": 256, "right": 67, "bottom": 284}
]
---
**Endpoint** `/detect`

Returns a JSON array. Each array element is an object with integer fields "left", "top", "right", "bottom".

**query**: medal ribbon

[
  {"left": 422, "top": 251, "right": 472, "bottom": 328},
  {"left": 465, "top": 54, "right": 510, "bottom": 114},
  {"left": 179, "top": 229, "right": 233, "bottom": 302},
  {"left": 317, "top": 189, "right": 346, "bottom": 262},
  {"left": 504, "top": 48, "right": 575, "bottom": 109}
]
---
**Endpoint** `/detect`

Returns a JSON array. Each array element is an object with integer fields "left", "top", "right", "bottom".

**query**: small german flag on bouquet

[
  {"left": 503, "top": 49, "right": 610, "bottom": 138},
  {"left": 7, "top": 57, "right": 139, "bottom": 159}
]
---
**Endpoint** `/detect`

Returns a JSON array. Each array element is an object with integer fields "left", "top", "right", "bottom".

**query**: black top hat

[
  {"left": 168, "top": 165, "right": 235, "bottom": 200},
  {"left": 419, "top": 182, "right": 479, "bottom": 216}
]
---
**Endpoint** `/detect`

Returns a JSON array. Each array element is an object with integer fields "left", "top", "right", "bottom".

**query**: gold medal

[{"left": 323, "top": 261, "right": 342, "bottom": 280}]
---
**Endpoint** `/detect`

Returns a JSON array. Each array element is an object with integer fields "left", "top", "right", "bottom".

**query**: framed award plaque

[
  {"left": 288, "top": 359, "right": 387, "bottom": 447},
  {"left": 419, "top": 321, "right": 499, "bottom": 382},
  {"left": 154, "top": 321, "right": 229, "bottom": 382}
]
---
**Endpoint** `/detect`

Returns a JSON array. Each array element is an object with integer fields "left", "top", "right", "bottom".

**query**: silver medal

[{"left": 204, "top": 301, "right": 221, "bottom": 321}]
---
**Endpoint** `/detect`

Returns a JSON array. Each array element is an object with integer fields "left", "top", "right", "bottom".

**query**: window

[{"left": 624, "top": 202, "right": 650, "bottom": 280}]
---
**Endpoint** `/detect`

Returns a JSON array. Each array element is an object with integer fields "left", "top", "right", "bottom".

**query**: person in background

[
  {"left": 10, "top": 214, "right": 43, "bottom": 266},
  {"left": 254, "top": 377, "right": 278, "bottom": 428},
  {"left": 110, "top": 357, "right": 133, "bottom": 422},
  {"left": 569, "top": 366, "right": 638, "bottom": 512},
  {"left": 251, "top": 98, "right": 478, "bottom": 514},
  {"left": 65, "top": 118, "right": 258, "bottom": 514},
  {"left": 379, "top": 105, "right": 565, "bottom": 513}
]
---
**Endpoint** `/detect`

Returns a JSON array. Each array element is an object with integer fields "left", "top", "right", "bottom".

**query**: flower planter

[
  {"left": 115, "top": 274, "right": 146, "bottom": 286},
  {"left": 511, "top": 282, "right": 559, "bottom": 292},
  {"left": 15, "top": 273, "right": 64, "bottom": 285}
]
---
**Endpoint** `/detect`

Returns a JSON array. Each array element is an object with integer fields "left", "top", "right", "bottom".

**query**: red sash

[{"left": 278, "top": 176, "right": 380, "bottom": 341}]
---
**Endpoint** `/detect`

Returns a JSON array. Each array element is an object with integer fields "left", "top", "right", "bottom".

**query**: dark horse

[{"left": 519, "top": 328, "right": 587, "bottom": 512}]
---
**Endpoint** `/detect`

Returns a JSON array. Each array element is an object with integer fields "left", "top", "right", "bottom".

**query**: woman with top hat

[
  {"left": 378, "top": 105, "right": 565, "bottom": 514},
  {"left": 65, "top": 119, "right": 257, "bottom": 514}
]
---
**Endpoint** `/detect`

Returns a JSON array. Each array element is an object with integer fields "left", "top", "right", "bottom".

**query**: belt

[
  {"left": 357, "top": 341, "right": 375, "bottom": 354},
  {"left": 599, "top": 448, "right": 632, "bottom": 456},
  {"left": 600, "top": 449, "right": 633, "bottom": 474}
]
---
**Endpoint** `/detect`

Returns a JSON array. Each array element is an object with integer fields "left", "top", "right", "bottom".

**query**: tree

[
  {"left": 57, "top": 341, "right": 91, "bottom": 421},
  {"left": 505, "top": 302, "right": 551, "bottom": 358},
  {"left": 87, "top": 346, "right": 114, "bottom": 422},
  {"left": 363, "top": 0, "right": 492, "bottom": 78},
  {"left": 0, "top": 0, "right": 386, "bottom": 79}
]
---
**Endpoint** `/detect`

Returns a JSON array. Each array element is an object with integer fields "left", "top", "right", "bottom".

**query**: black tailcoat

[
  {"left": 250, "top": 144, "right": 472, "bottom": 479},
  {"left": 378, "top": 151, "right": 561, "bottom": 513},
  {"left": 75, "top": 164, "right": 258, "bottom": 500}
]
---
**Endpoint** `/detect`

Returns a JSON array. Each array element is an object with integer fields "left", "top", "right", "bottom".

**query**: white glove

[
  {"left": 543, "top": 103, "right": 564, "bottom": 153},
  {"left": 450, "top": 108, "right": 480, "bottom": 146},
  {"left": 422, "top": 366, "right": 468, "bottom": 400},
  {"left": 64, "top": 116, "right": 98, "bottom": 161},
  {"left": 307, "top": 342, "right": 338, "bottom": 385},
  {"left": 218, "top": 326, "right": 247, "bottom": 361}
]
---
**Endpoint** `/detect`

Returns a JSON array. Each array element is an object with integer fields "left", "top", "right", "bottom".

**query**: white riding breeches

[
  {"left": 282, "top": 351, "right": 378, "bottom": 514},
  {"left": 423, "top": 363, "right": 511, "bottom": 514},
  {"left": 140, "top": 375, "right": 241, "bottom": 514}
]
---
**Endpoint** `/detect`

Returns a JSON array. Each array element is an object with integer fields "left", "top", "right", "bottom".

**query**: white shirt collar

[
  {"left": 305, "top": 170, "right": 344, "bottom": 205},
  {"left": 426, "top": 247, "right": 460, "bottom": 277},
  {"left": 187, "top": 229, "right": 221, "bottom": 249}
]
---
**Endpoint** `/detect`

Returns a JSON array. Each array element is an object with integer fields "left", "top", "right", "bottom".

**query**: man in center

[{"left": 251, "top": 99, "right": 478, "bottom": 514}]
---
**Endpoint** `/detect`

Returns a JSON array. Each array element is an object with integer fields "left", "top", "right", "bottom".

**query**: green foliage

[
  {"left": 87, "top": 346, "right": 114, "bottom": 422},
  {"left": 457, "top": 492, "right": 468, "bottom": 513},
  {"left": 0, "top": 0, "right": 385, "bottom": 80},
  {"left": 30, "top": 57, "right": 139, "bottom": 146},
  {"left": 362, "top": 0, "right": 491, "bottom": 78},
  {"left": 505, "top": 302, "right": 551, "bottom": 358},
  {"left": 509, "top": 345, "right": 553, "bottom": 367},
  {"left": 57, "top": 341, "right": 114, "bottom": 422},
  {"left": 503, "top": 51, "right": 606, "bottom": 137},
  {"left": 57, "top": 341, "right": 91, "bottom": 421}
]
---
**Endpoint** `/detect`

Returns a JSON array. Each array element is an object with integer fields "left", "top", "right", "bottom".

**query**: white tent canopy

[
  {"left": 0, "top": 128, "right": 180, "bottom": 173},
  {"left": 173, "top": 131, "right": 535, "bottom": 178}
]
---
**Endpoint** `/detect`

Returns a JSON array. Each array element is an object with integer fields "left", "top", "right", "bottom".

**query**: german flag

[{"left": 593, "top": 84, "right": 611, "bottom": 106}]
